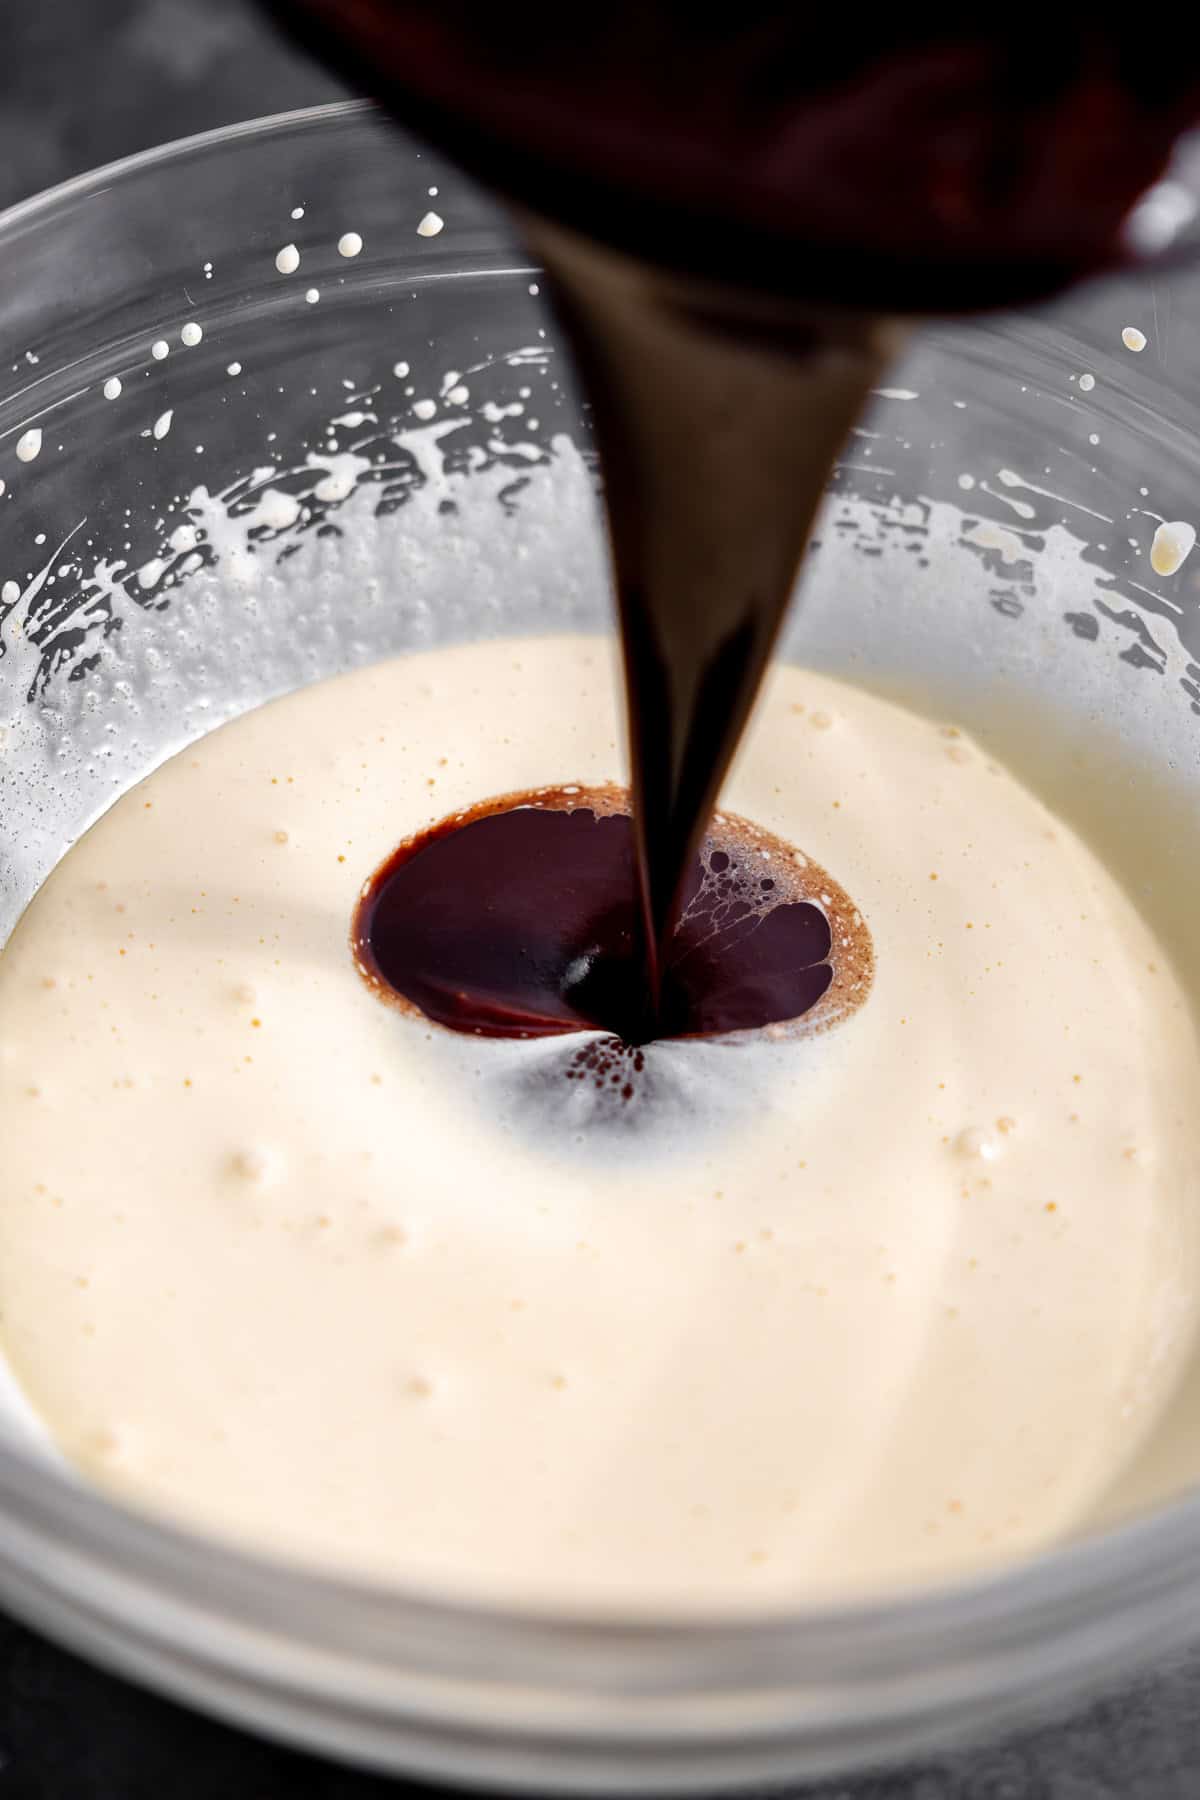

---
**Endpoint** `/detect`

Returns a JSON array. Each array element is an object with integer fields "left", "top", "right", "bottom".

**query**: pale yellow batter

[{"left": 0, "top": 635, "right": 1197, "bottom": 1609}]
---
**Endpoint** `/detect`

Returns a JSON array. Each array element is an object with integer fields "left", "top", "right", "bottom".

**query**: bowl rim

[
  {"left": 0, "top": 99, "right": 380, "bottom": 242},
  {"left": 0, "top": 96, "right": 1198, "bottom": 1740}
]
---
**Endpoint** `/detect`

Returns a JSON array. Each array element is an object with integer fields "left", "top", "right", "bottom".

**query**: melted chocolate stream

[
  {"left": 352, "top": 254, "right": 891, "bottom": 1045},
  {"left": 352, "top": 235, "right": 892, "bottom": 1045},
  {"left": 529, "top": 223, "right": 896, "bottom": 1020}
]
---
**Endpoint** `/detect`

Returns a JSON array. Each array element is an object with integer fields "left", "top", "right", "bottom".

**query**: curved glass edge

[{"left": 0, "top": 101, "right": 380, "bottom": 242}]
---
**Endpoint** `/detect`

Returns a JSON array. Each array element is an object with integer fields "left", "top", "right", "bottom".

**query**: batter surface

[{"left": 1, "top": 634, "right": 1198, "bottom": 1609}]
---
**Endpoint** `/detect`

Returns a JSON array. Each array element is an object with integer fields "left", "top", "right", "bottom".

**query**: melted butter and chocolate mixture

[
  {"left": 308, "top": 6, "right": 1200, "bottom": 1052},
  {"left": 353, "top": 252, "right": 890, "bottom": 1052},
  {"left": 354, "top": 784, "right": 872, "bottom": 1047}
]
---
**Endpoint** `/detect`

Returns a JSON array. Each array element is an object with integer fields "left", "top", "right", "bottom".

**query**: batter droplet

[{"left": 230, "top": 1146, "right": 282, "bottom": 1185}]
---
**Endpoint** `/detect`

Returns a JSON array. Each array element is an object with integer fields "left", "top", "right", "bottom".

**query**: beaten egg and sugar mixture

[{"left": 0, "top": 635, "right": 1197, "bottom": 1608}]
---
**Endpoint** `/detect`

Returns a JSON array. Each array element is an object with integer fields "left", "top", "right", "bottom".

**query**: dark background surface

[{"left": 2, "top": 2, "right": 1200, "bottom": 1795}]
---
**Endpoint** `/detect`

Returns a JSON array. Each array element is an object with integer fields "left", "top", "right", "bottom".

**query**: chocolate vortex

[{"left": 352, "top": 784, "right": 872, "bottom": 1046}]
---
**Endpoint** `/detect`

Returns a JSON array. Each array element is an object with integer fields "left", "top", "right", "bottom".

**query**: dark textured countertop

[{"left": 3, "top": 3, "right": 1200, "bottom": 1795}]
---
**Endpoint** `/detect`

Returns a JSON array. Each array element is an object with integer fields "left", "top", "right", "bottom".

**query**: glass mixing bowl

[{"left": 3, "top": 100, "right": 1200, "bottom": 1793}]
